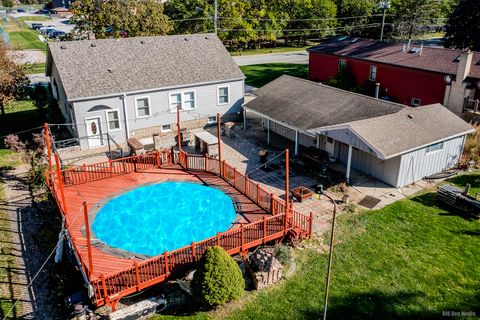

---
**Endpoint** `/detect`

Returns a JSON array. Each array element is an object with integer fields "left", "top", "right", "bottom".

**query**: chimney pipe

[
  {"left": 403, "top": 43, "right": 406, "bottom": 52},
  {"left": 419, "top": 43, "right": 423, "bottom": 56},
  {"left": 375, "top": 83, "right": 380, "bottom": 99},
  {"left": 457, "top": 49, "right": 473, "bottom": 82},
  {"left": 407, "top": 39, "right": 411, "bottom": 50}
]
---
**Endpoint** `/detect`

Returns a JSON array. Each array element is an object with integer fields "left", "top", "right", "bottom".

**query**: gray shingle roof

[
  {"left": 47, "top": 34, "right": 245, "bottom": 100},
  {"left": 333, "top": 104, "right": 474, "bottom": 159},
  {"left": 243, "top": 75, "right": 404, "bottom": 130}
]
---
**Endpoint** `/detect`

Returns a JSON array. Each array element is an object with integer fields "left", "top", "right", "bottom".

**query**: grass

[
  {"left": 154, "top": 173, "right": 480, "bottom": 319},
  {"left": 14, "top": 16, "right": 51, "bottom": 23},
  {"left": 0, "top": 100, "right": 44, "bottom": 139},
  {"left": 230, "top": 46, "right": 309, "bottom": 56},
  {"left": 240, "top": 63, "right": 308, "bottom": 88},
  {"left": 26, "top": 62, "right": 45, "bottom": 74},
  {"left": 0, "top": 17, "right": 46, "bottom": 51},
  {"left": 0, "top": 149, "right": 21, "bottom": 318}
]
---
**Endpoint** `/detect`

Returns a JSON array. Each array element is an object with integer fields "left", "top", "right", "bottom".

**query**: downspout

[{"left": 122, "top": 93, "right": 130, "bottom": 139}]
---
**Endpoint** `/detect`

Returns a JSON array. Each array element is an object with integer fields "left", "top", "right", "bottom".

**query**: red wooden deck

[{"left": 63, "top": 164, "right": 268, "bottom": 280}]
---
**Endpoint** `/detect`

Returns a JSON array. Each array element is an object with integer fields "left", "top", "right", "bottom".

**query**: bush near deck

[{"left": 154, "top": 173, "right": 480, "bottom": 319}]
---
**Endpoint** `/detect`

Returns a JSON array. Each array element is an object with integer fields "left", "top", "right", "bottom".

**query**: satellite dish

[{"left": 444, "top": 75, "right": 453, "bottom": 85}]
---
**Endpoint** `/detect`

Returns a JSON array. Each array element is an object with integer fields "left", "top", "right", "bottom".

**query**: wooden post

[
  {"left": 191, "top": 241, "right": 196, "bottom": 259},
  {"left": 54, "top": 154, "right": 67, "bottom": 214},
  {"left": 285, "top": 149, "right": 290, "bottom": 215},
  {"left": 185, "top": 153, "right": 189, "bottom": 170},
  {"left": 233, "top": 168, "right": 237, "bottom": 187},
  {"left": 309, "top": 212, "right": 314, "bottom": 238},
  {"left": 83, "top": 163, "right": 88, "bottom": 183},
  {"left": 270, "top": 193, "right": 274, "bottom": 215},
  {"left": 263, "top": 215, "right": 267, "bottom": 244},
  {"left": 244, "top": 174, "right": 248, "bottom": 194},
  {"left": 204, "top": 154, "right": 208, "bottom": 171},
  {"left": 241, "top": 224, "right": 245, "bottom": 251},
  {"left": 109, "top": 160, "right": 113, "bottom": 177},
  {"left": 156, "top": 151, "right": 160, "bottom": 167},
  {"left": 44, "top": 123, "right": 53, "bottom": 174},
  {"left": 256, "top": 183, "right": 260, "bottom": 203},
  {"left": 217, "top": 112, "right": 222, "bottom": 176},
  {"left": 164, "top": 251, "right": 169, "bottom": 274},
  {"left": 83, "top": 201, "right": 94, "bottom": 281},
  {"left": 134, "top": 261, "right": 140, "bottom": 290},
  {"left": 177, "top": 106, "right": 182, "bottom": 152},
  {"left": 101, "top": 274, "right": 108, "bottom": 298},
  {"left": 222, "top": 160, "right": 226, "bottom": 179},
  {"left": 217, "top": 232, "right": 220, "bottom": 246}
]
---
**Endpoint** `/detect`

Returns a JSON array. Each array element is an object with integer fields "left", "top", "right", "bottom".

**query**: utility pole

[
  {"left": 214, "top": 0, "right": 218, "bottom": 35},
  {"left": 379, "top": 0, "right": 390, "bottom": 42}
]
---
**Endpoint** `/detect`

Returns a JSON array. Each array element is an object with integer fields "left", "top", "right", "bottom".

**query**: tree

[
  {"left": 1, "top": 0, "right": 14, "bottom": 8},
  {"left": 390, "top": 0, "right": 442, "bottom": 40},
  {"left": 165, "top": 0, "right": 213, "bottom": 35},
  {"left": 70, "top": 0, "right": 173, "bottom": 39},
  {"left": 335, "top": 0, "right": 377, "bottom": 36},
  {"left": 444, "top": 0, "right": 480, "bottom": 50},
  {"left": 0, "top": 40, "right": 29, "bottom": 119},
  {"left": 191, "top": 246, "right": 244, "bottom": 306}
]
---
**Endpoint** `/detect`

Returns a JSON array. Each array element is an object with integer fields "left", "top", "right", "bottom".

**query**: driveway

[{"left": 233, "top": 51, "right": 308, "bottom": 66}]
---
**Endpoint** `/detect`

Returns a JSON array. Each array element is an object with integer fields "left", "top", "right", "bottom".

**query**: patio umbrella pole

[{"left": 323, "top": 193, "right": 337, "bottom": 320}]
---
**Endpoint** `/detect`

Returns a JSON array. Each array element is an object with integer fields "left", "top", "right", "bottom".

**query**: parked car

[
  {"left": 39, "top": 26, "right": 56, "bottom": 34},
  {"left": 17, "top": 9, "right": 25, "bottom": 13},
  {"left": 31, "top": 23, "right": 43, "bottom": 30},
  {"left": 46, "top": 29, "right": 59, "bottom": 37},
  {"left": 49, "top": 30, "right": 65, "bottom": 39},
  {"left": 35, "top": 9, "right": 50, "bottom": 14}
]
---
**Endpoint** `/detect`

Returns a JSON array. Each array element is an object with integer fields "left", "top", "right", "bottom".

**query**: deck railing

[{"left": 51, "top": 149, "right": 313, "bottom": 308}]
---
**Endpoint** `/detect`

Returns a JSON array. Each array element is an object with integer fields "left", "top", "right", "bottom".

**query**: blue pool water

[{"left": 92, "top": 182, "right": 236, "bottom": 256}]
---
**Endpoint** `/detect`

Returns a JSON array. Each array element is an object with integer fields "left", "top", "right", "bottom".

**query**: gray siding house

[
  {"left": 244, "top": 76, "right": 474, "bottom": 188},
  {"left": 46, "top": 34, "right": 245, "bottom": 150}
]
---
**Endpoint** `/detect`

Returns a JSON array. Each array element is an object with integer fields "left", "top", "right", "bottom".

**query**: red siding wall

[{"left": 309, "top": 52, "right": 447, "bottom": 107}]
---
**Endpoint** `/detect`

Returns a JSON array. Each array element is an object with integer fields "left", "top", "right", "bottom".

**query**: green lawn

[
  {"left": 240, "top": 63, "right": 308, "bottom": 88},
  {"left": 0, "top": 149, "right": 21, "bottom": 318},
  {"left": 154, "top": 173, "right": 480, "bottom": 319},
  {"left": 0, "top": 18, "right": 46, "bottom": 51},
  {"left": 230, "top": 46, "right": 309, "bottom": 56},
  {"left": 26, "top": 62, "right": 45, "bottom": 74},
  {"left": 1, "top": 100, "right": 44, "bottom": 139}
]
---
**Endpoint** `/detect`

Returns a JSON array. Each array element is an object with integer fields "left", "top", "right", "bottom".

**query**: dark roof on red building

[{"left": 308, "top": 36, "right": 480, "bottom": 79}]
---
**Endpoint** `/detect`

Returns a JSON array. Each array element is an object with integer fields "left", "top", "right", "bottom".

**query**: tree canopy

[
  {"left": 70, "top": 0, "right": 172, "bottom": 39},
  {"left": 444, "top": 0, "right": 480, "bottom": 50}
]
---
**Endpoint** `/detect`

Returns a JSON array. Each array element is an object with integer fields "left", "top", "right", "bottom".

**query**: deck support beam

[
  {"left": 346, "top": 144, "right": 352, "bottom": 184},
  {"left": 83, "top": 201, "right": 94, "bottom": 281}
]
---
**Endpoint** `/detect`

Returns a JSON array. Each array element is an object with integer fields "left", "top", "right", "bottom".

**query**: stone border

[{"left": 81, "top": 178, "right": 243, "bottom": 260}]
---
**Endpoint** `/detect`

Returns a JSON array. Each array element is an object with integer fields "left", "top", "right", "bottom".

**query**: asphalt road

[{"left": 233, "top": 50, "right": 309, "bottom": 66}]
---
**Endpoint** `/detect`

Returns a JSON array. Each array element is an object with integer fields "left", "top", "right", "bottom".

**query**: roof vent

[
  {"left": 454, "top": 55, "right": 461, "bottom": 62},
  {"left": 60, "top": 45, "right": 67, "bottom": 49},
  {"left": 184, "top": 37, "right": 189, "bottom": 41},
  {"left": 205, "top": 36, "right": 209, "bottom": 40},
  {"left": 408, "top": 47, "right": 420, "bottom": 54},
  {"left": 107, "top": 68, "right": 113, "bottom": 73},
  {"left": 140, "top": 40, "right": 145, "bottom": 44},
  {"left": 90, "top": 43, "right": 96, "bottom": 47},
  {"left": 408, "top": 114, "right": 414, "bottom": 119}
]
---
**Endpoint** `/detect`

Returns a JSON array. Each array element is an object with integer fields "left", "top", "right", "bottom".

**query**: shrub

[
  {"left": 191, "top": 246, "right": 245, "bottom": 306},
  {"left": 274, "top": 244, "right": 291, "bottom": 265}
]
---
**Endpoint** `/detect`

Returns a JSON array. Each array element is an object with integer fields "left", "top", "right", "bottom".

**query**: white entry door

[
  {"left": 325, "top": 136, "right": 335, "bottom": 155},
  {"left": 85, "top": 117, "right": 103, "bottom": 148}
]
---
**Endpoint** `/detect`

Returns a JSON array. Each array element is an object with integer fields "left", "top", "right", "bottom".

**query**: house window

[
  {"left": 369, "top": 66, "right": 377, "bottom": 81},
  {"left": 411, "top": 98, "right": 421, "bottom": 107},
  {"left": 426, "top": 142, "right": 444, "bottom": 153},
  {"left": 208, "top": 115, "right": 217, "bottom": 124},
  {"left": 218, "top": 86, "right": 229, "bottom": 105},
  {"left": 169, "top": 93, "right": 182, "bottom": 110},
  {"left": 106, "top": 110, "right": 120, "bottom": 131},
  {"left": 183, "top": 91, "right": 195, "bottom": 110},
  {"left": 161, "top": 124, "right": 172, "bottom": 132},
  {"left": 136, "top": 97, "right": 151, "bottom": 118},
  {"left": 338, "top": 59, "right": 346, "bottom": 71}
]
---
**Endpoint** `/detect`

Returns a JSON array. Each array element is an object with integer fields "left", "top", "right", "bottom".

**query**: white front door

[
  {"left": 325, "top": 136, "right": 335, "bottom": 155},
  {"left": 85, "top": 117, "right": 103, "bottom": 148}
]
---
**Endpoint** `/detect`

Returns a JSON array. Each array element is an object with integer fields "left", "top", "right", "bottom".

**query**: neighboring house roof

[
  {"left": 307, "top": 36, "right": 480, "bottom": 79},
  {"left": 243, "top": 75, "right": 404, "bottom": 131},
  {"left": 51, "top": 7, "right": 70, "bottom": 12},
  {"left": 46, "top": 33, "right": 245, "bottom": 101},
  {"left": 313, "top": 104, "right": 474, "bottom": 159}
]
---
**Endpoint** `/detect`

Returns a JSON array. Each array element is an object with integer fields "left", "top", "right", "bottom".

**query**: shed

[{"left": 243, "top": 75, "right": 474, "bottom": 187}]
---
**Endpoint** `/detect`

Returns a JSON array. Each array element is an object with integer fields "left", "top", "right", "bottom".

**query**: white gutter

[{"left": 67, "top": 77, "right": 246, "bottom": 103}]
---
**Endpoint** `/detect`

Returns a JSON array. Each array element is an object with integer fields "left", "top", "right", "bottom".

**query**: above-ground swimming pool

[{"left": 91, "top": 182, "right": 237, "bottom": 256}]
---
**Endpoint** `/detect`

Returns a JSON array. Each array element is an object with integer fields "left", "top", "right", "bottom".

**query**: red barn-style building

[{"left": 308, "top": 36, "right": 480, "bottom": 116}]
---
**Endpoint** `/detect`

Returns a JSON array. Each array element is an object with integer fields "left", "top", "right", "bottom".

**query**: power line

[
  {"left": 0, "top": 126, "right": 44, "bottom": 140},
  {"left": 217, "top": 14, "right": 391, "bottom": 22},
  {"left": 219, "top": 23, "right": 385, "bottom": 32}
]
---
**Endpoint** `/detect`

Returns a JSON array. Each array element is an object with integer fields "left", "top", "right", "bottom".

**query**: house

[
  {"left": 308, "top": 36, "right": 480, "bottom": 115},
  {"left": 46, "top": 34, "right": 245, "bottom": 150},
  {"left": 243, "top": 75, "right": 473, "bottom": 188},
  {"left": 50, "top": 7, "right": 71, "bottom": 18}
]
